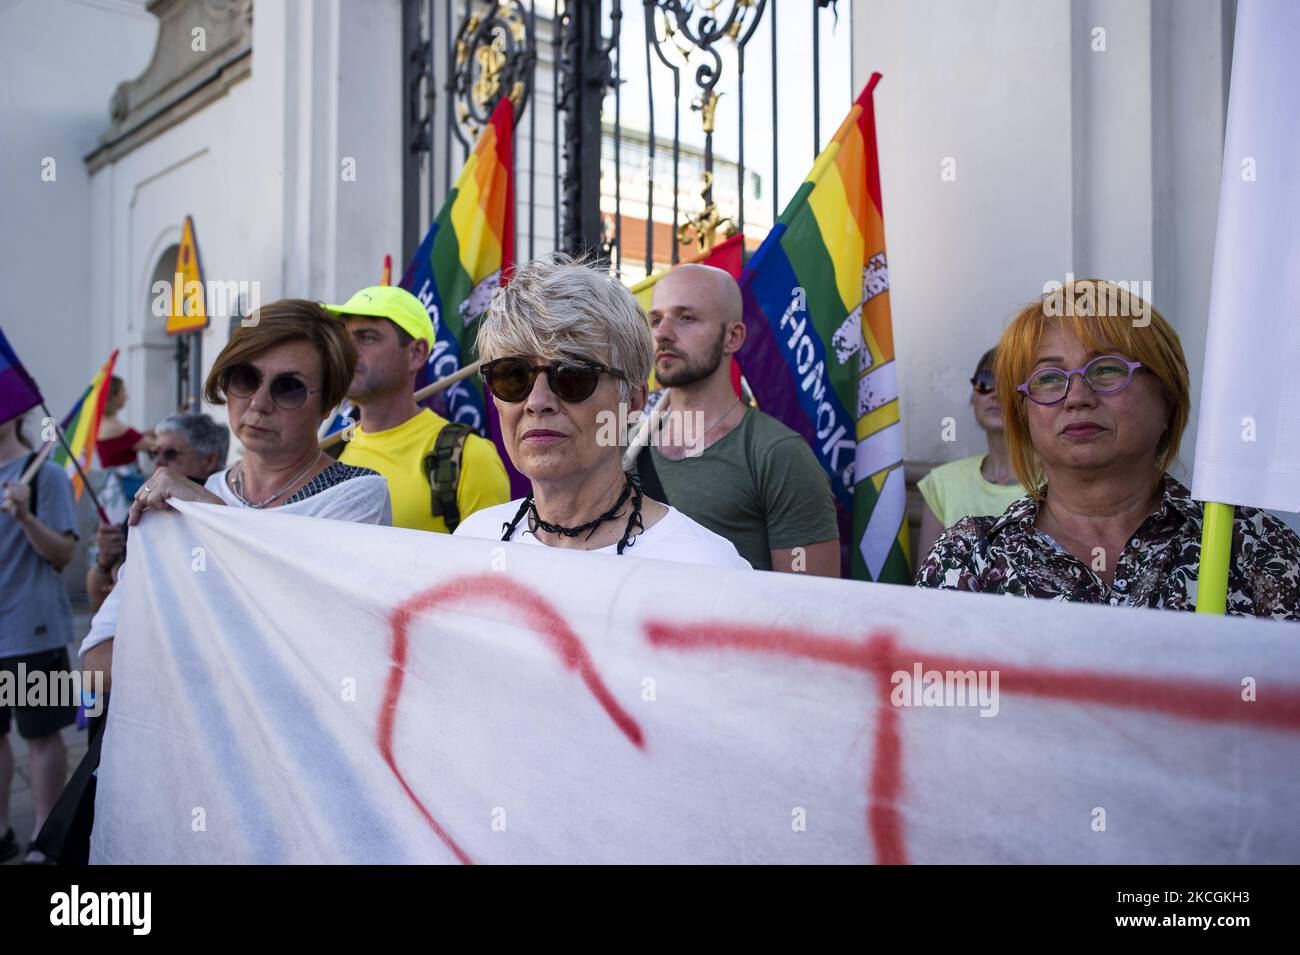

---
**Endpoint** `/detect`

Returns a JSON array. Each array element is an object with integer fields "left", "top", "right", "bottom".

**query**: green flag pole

[{"left": 1196, "top": 502, "right": 1234, "bottom": 614}]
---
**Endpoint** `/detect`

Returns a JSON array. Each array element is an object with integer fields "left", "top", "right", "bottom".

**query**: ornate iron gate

[{"left": 401, "top": 0, "right": 842, "bottom": 273}]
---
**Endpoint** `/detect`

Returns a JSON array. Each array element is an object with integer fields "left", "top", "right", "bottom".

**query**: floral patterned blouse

[{"left": 915, "top": 474, "right": 1300, "bottom": 622}]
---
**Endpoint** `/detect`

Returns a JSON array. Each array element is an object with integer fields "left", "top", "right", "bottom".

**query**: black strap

[
  {"left": 501, "top": 497, "right": 532, "bottom": 542},
  {"left": 31, "top": 696, "right": 108, "bottom": 864},
  {"left": 634, "top": 443, "right": 669, "bottom": 506},
  {"left": 423, "top": 422, "right": 473, "bottom": 532},
  {"left": 23, "top": 452, "right": 39, "bottom": 517}
]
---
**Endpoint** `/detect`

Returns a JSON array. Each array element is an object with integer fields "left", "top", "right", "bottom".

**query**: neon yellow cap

[{"left": 323, "top": 286, "right": 435, "bottom": 350}]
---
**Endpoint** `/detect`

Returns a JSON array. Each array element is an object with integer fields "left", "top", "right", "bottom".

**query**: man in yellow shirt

[{"left": 324, "top": 286, "right": 509, "bottom": 532}]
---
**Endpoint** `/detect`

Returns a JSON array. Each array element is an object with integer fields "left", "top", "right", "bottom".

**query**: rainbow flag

[
  {"left": 737, "top": 74, "right": 908, "bottom": 582},
  {"left": 0, "top": 326, "right": 44, "bottom": 424},
  {"left": 52, "top": 350, "right": 118, "bottom": 498},
  {"left": 399, "top": 96, "right": 523, "bottom": 495}
]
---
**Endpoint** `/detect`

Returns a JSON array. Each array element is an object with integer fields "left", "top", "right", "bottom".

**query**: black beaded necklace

[{"left": 501, "top": 473, "right": 645, "bottom": 554}]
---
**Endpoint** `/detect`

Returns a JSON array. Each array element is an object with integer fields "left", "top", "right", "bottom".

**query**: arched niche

[{"left": 140, "top": 243, "right": 182, "bottom": 430}]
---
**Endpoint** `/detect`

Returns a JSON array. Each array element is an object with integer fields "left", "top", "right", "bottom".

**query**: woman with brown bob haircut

[
  {"left": 79, "top": 300, "right": 391, "bottom": 724},
  {"left": 916, "top": 279, "right": 1299, "bottom": 620},
  {"left": 123, "top": 297, "right": 390, "bottom": 523}
]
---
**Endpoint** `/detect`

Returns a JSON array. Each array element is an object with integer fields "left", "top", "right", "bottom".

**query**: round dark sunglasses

[
  {"left": 480, "top": 357, "right": 627, "bottom": 403},
  {"left": 970, "top": 371, "right": 996, "bottom": 395},
  {"left": 222, "top": 364, "right": 322, "bottom": 411}
]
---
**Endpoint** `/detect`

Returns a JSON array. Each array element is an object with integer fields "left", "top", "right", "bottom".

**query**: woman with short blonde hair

[
  {"left": 917, "top": 279, "right": 1299, "bottom": 620},
  {"left": 475, "top": 254, "right": 656, "bottom": 401},
  {"left": 454, "top": 255, "right": 748, "bottom": 568}
]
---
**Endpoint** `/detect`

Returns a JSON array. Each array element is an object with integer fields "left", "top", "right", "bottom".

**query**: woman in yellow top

[{"left": 916, "top": 348, "right": 1025, "bottom": 563}]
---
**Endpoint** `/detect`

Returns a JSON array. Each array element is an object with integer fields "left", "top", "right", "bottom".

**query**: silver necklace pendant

[{"left": 231, "top": 453, "right": 323, "bottom": 509}]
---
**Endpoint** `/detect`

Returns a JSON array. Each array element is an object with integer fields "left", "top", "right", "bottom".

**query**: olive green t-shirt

[{"left": 646, "top": 407, "right": 840, "bottom": 570}]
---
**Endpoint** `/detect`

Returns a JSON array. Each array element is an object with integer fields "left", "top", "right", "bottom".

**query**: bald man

[{"left": 642, "top": 265, "right": 841, "bottom": 575}]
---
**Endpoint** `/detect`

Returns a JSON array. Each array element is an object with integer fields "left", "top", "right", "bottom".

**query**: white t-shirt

[
  {"left": 203, "top": 463, "right": 391, "bottom": 524},
  {"left": 455, "top": 498, "right": 752, "bottom": 570},
  {"left": 80, "top": 464, "right": 391, "bottom": 657}
]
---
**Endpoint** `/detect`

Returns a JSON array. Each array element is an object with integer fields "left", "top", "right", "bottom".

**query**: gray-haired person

[
  {"left": 454, "top": 254, "right": 750, "bottom": 568},
  {"left": 85, "top": 412, "right": 230, "bottom": 609}
]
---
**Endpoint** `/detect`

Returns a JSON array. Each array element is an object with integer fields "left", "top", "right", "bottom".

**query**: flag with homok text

[{"left": 737, "top": 74, "right": 908, "bottom": 582}]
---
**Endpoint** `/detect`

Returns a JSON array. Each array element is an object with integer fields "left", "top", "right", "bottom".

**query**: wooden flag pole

[
  {"left": 39, "top": 402, "right": 112, "bottom": 524},
  {"left": 17, "top": 438, "right": 56, "bottom": 486},
  {"left": 622, "top": 392, "right": 670, "bottom": 472},
  {"left": 319, "top": 360, "right": 482, "bottom": 451},
  {"left": 410, "top": 360, "right": 482, "bottom": 406},
  {"left": 1196, "top": 501, "right": 1234, "bottom": 614}
]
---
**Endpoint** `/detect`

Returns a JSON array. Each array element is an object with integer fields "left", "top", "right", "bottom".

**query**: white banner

[
  {"left": 1192, "top": 0, "right": 1300, "bottom": 512},
  {"left": 92, "top": 502, "right": 1300, "bottom": 864}
]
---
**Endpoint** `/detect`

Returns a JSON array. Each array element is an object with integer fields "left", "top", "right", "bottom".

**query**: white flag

[
  {"left": 1192, "top": 0, "right": 1300, "bottom": 512},
  {"left": 88, "top": 502, "right": 1300, "bottom": 864}
]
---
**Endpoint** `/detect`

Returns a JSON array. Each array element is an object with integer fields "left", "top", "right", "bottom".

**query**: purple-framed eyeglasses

[{"left": 1016, "top": 354, "right": 1144, "bottom": 406}]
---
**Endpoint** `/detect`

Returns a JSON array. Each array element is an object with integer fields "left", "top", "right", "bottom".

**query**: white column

[
  {"left": 851, "top": 0, "right": 1232, "bottom": 482},
  {"left": 274, "top": 0, "right": 404, "bottom": 303}
]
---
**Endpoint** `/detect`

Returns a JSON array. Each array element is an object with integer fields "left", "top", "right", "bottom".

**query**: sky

[{"left": 599, "top": 0, "right": 855, "bottom": 235}]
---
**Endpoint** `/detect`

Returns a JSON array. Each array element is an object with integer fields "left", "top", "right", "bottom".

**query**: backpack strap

[
  {"left": 24, "top": 452, "right": 39, "bottom": 518},
  {"left": 423, "top": 423, "right": 473, "bottom": 532},
  {"left": 633, "top": 443, "right": 669, "bottom": 506}
]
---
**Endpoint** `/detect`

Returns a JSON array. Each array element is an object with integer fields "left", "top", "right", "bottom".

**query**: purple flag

[{"left": 0, "top": 326, "right": 44, "bottom": 424}]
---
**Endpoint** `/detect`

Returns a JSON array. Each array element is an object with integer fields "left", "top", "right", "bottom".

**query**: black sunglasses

[
  {"left": 148, "top": 447, "right": 183, "bottom": 463},
  {"left": 222, "top": 364, "right": 322, "bottom": 411},
  {"left": 480, "top": 357, "right": 628, "bottom": 403},
  {"left": 970, "top": 370, "right": 996, "bottom": 395}
]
